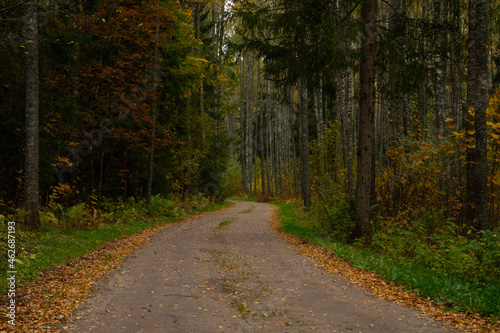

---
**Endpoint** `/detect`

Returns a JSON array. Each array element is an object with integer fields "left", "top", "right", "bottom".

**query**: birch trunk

[{"left": 345, "top": 68, "right": 354, "bottom": 198}]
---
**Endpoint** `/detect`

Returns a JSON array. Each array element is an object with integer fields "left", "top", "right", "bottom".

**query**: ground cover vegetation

[{"left": 1, "top": 0, "right": 500, "bottom": 327}]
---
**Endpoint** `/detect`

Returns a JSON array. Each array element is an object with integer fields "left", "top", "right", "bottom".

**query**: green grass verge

[
  {"left": 271, "top": 201, "right": 500, "bottom": 320},
  {"left": 0, "top": 200, "right": 231, "bottom": 292}
]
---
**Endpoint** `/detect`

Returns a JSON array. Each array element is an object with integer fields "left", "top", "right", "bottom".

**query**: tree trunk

[
  {"left": 314, "top": 76, "right": 326, "bottom": 191},
  {"left": 146, "top": 0, "right": 160, "bottom": 207},
  {"left": 276, "top": 96, "right": 284, "bottom": 197},
  {"left": 24, "top": 0, "right": 40, "bottom": 229},
  {"left": 98, "top": 150, "right": 105, "bottom": 211},
  {"left": 338, "top": 72, "right": 346, "bottom": 183},
  {"left": 257, "top": 59, "right": 265, "bottom": 196},
  {"left": 253, "top": 105, "right": 258, "bottom": 196},
  {"left": 244, "top": 51, "right": 254, "bottom": 195},
  {"left": 289, "top": 86, "right": 298, "bottom": 198},
  {"left": 214, "top": 1, "right": 225, "bottom": 172},
  {"left": 314, "top": 82, "right": 323, "bottom": 143},
  {"left": 272, "top": 88, "right": 279, "bottom": 197},
  {"left": 345, "top": 68, "right": 354, "bottom": 198},
  {"left": 354, "top": 0, "right": 377, "bottom": 239},
  {"left": 298, "top": 79, "right": 311, "bottom": 207},
  {"left": 240, "top": 56, "right": 247, "bottom": 194},
  {"left": 466, "top": 0, "right": 490, "bottom": 230},
  {"left": 433, "top": 0, "right": 446, "bottom": 141},
  {"left": 266, "top": 80, "right": 274, "bottom": 196},
  {"left": 260, "top": 107, "right": 266, "bottom": 196}
]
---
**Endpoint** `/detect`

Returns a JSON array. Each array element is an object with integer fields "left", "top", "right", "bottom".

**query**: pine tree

[
  {"left": 354, "top": 0, "right": 377, "bottom": 239},
  {"left": 466, "top": 0, "right": 490, "bottom": 230}
]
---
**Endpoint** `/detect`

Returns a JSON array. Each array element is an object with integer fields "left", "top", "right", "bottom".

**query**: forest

[{"left": 1, "top": 0, "right": 500, "bottom": 325}]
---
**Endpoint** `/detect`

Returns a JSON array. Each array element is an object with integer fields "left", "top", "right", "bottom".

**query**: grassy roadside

[
  {"left": 0, "top": 198, "right": 231, "bottom": 293},
  {"left": 271, "top": 201, "right": 500, "bottom": 322}
]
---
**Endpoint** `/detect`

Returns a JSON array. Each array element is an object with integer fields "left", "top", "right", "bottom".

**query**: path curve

[{"left": 65, "top": 200, "right": 458, "bottom": 332}]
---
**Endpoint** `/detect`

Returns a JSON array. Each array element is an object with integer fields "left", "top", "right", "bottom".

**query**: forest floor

[{"left": 58, "top": 200, "right": 461, "bottom": 333}]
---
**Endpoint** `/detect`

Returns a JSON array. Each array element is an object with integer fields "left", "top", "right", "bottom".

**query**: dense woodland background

[
  {"left": 1, "top": 0, "right": 500, "bottom": 320},
  {"left": 3, "top": 0, "right": 500, "bottom": 235}
]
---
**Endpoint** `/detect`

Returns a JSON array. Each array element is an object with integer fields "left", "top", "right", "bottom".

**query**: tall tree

[
  {"left": 298, "top": 79, "right": 311, "bottom": 207},
  {"left": 266, "top": 80, "right": 274, "bottom": 196},
  {"left": 466, "top": 0, "right": 490, "bottom": 230},
  {"left": 146, "top": 0, "right": 161, "bottom": 208},
  {"left": 24, "top": 0, "right": 40, "bottom": 229},
  {"left": 433, "top": 0, "right": 446, "bottom": 141},
  {"left": 354, "top": 0, "right": 377, "bottom": 239},
  {"left": 245, "top": 50, "right": 254, "bottom": 195}
]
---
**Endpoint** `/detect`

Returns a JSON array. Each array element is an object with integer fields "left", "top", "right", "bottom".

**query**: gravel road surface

[{"left": 65, "top": 200, "right": 458, "bottom": 333}]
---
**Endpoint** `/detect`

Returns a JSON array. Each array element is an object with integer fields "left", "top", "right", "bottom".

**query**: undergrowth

[
  {"left": 0, "top": 195, "right": 230, "bottom": 292},
  {"left": 272, "top": 201, "right": 500, "bottom": 320}
]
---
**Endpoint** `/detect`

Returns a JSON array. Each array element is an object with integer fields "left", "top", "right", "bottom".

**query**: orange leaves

[
  {"left": 487, "top": 121, "right": 500, "bottom": 130},
  {"left": 47, "top": 183, "right": 73, "bottom": 210},
  {"left": 53, "top": 156, "right": 73, "bottom": 167},
  {"left": 194, "top": 57, "right": 210, "bottom": 63},
  {"left": 487, "top": 91, "right": 500, "bottom": 149},
  {"left": 445, "top": 118, "right": 455, "bottom": 130},
  {"left": 218, "top": 74, "right": 228, "bottom": 85}
]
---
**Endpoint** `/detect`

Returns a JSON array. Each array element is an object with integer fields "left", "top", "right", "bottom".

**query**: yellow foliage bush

[{"left": 377, "top": 90, "right": 500, "bottom": 230}]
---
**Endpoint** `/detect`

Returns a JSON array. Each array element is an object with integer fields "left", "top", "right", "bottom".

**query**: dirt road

[{"left": 65, "top": 200, "right": 457, "bottom": 332}]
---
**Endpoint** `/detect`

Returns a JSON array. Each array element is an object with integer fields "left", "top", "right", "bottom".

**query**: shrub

[
  {"left": 100, "top": 197, "right": 135, "bottom": 222},
  {"left": 221, "top": 159, "right": 243, "bottom": 197},
  {"left": 146, "top": 194, "right": 183, "bottom": 218},
  {"left": 310, "top": 198, "right": 355, "bottom": 243},
  {"left": 60, "top": 203, "right": 87, "bottom": 229},
  {"left": 189, "top": 193, "right": 210, "bottom": 211},
  {"left": 257, "top": 194, "right": 272, "bottom": 203},
  {"left": 40, "top": 211, "right": 59, "bottom": 227},
  {"left": 371, "top": 218, "right": 500, "bottom": 285}
]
